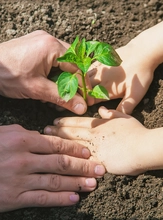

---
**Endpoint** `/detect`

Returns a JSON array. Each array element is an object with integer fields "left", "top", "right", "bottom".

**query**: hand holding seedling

[
  {"left": 88, "top": 22, "right": 163, "bottom": 114},
  {"left": 56, "top": 36, "right": 122, "bottom": 102},
  {"left": 0, "top": 31, "right": 88, "bottom": 115}
]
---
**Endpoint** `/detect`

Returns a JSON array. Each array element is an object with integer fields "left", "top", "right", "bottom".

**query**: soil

[{"left": 0, "top": 0, "right": 163, "bottom": 219}]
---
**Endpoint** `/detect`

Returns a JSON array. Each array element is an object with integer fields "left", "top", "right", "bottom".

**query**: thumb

[
  {"left": 116, "top": 97, "right": 136, "bottom": 115},
  {"left": 116, "top": 87, "right": 145, "bottom": 114},
  {"left": 98, "top": 106, "right": 130, "bottom": 119},
  {"left": 30, "top": 77, "right": 87, "bottom": 115}
]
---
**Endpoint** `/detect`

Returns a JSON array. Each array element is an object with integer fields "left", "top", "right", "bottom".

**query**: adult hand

[
  {"left": 0, "top": 124, "right": 105, "bottom": 212},
  {"left": 0, "top": 30, "right": 87, "bottom": 115}
]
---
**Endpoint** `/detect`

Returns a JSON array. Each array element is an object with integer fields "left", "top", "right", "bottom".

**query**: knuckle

[
  {"left": 48, "top": 175, "right": 61, "bottom": 191},
  {"left": 55, "top": 97, "right": 66, "bottom": 107},
  {"left": 36, "top": 32, "right": 57, "bottom": 51},
  {"left": 56, "top": 194, "right": 64, "bottom": 206},
  {"left": 48, "top": 136, "right": 63, "bottom": 153},
  {"left": 57, "top": 155, "right": 71, "bottom": 172},
  {"left": 37, "top": 193, "right": 48, "bottom": 206},
  {"left": 82, "top": 161, "right": 90, "bottom": 175}
]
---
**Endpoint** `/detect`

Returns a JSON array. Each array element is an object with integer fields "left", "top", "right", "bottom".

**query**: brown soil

[{"left": 0, "top": 0, "right": 163, "bottom": 219}]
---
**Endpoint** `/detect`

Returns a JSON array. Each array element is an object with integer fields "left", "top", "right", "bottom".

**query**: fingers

[
  {"left": 27, "top": 133, "right": 91, "bottom": 159},
  {"left": 53, "top": 117, "right": 96, "bottom": 128},
  {"left": 19, "top": 191, "right": 80, "bottom": 208},
  {"left": 98, "top": 106, "right": 131, "bottom": 119},
  {"left": 31, "top": 153, "right": 105, "bottom": 177},
  {"left": 116, "top": 72, "right": 152, "bottom": 114},
  {"left": 30, "top": 77, "right": 87, "bottom": 115},
  {"left": 26, "top": 174, "right": 97, "bottom": 192},
  {"left": 44, "top": 125, "right": 91, "bottom": 141},
  {"left": 52, "top": 39, "right": 79, "bottom": 74},
  {"left": 116, "top": 88, "right": 142, "bottom": 114}
]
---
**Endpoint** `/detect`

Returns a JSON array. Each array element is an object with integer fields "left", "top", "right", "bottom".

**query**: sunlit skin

[
  {"left": 0, "top": 31, "right": 106, "bottom": 212},
  {"left": 45, "top": 107, "right": 163, "bottom": 176},
  {"left": 88, "top": 21, "right": 163, "bottom": 114},
  {"left": 44, "top": 21, "right": 163, "bottom": 176}
]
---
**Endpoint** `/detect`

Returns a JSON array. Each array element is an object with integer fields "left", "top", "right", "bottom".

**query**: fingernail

[
  {"left": 85, "top": 178, "right": 96, "bottom": 187},
  {"left": 44, "top": 126, "right": 52, "bottom": 135},
  {"left": 82, "top": 148, "right": 90, "bottom": 158},
  {"left": 95, "top": 165, "right": 106, "bottom": 176},
  {"left": 74, "top": 103, "right": 86, "bottom": 115},
  {"left": 53, "top": 118, "right": 60, "bottom": 125},
  {"left": 69, "top": 193, "right": 79, "bottom": 203}
]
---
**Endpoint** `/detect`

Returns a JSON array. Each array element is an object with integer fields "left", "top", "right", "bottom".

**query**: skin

[
  {"left": 0, "top": 124, "right": 105, "bottom": 212},
  {"left": 0, "top": 30, "right": 93, "bottom": 114},
  {"left": 88, "top": 21, "right": 163, "bottom": 114},
  {"left": 44, "top": 21, "right": 163, "bottom": 175},
  {"left": 0, "top": 31, "right": 105, "bottom": 212},
  {"left": 45, "top": 107, "right": 163, "bottom": 176}
]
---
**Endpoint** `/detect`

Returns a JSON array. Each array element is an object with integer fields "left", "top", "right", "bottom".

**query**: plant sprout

[{"left": 56, "top": 36, "right": 122, "bottom": 102}]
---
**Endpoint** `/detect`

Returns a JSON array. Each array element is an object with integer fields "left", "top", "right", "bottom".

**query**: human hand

[
  {"left": 0, "top": 30, "right": 88, "bottom": 115},
  {"left": 0, "top": 124, "right": 105, "bottom": 212},
  {"left": 88, "top": 22, "right": 163, "bottom": 114},
  {"left": 44, "top": 107, "right": 149, "bottom": 176},
  {"left": 88, "top": 43, "right": 154, "bottom": 114}
]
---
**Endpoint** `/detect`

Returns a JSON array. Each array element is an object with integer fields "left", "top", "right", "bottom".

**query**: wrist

[
  {"left": 138, "top": 128, "right": 163, "bottom": 172},
  {"left": 128, "top": 22, "right": 163, "bottom": 71}
]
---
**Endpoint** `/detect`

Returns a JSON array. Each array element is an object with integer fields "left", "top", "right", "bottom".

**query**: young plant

[{"left": 56, "top": 36, "right": 122, "bottom": 102}]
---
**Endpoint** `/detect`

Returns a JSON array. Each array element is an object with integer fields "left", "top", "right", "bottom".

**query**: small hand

[
  {"left": 44, "top": 107, "right": 148, "bottom": 176},
  {"left": 88, "top": 43, "right": 154, "bottom": 114}
]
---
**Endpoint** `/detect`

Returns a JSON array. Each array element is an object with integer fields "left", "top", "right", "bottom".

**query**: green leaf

[
  {"left": 88, "top": 85, "right": 109, "bottom": 100},
  {"left": 51, "top": 74, "right": 59, "bottom": 83},
  {"left": 93, "top": 43, "right": 122, "bottom": 66},
  {"left": 85, "top": 41, "right": 100, "bottom": 57},
  {"left": 57, "top": 52, "right": 79, "bottom": 64},
  {"left": 77, "top": 38, "right": 86, "bottom": 59},
  {"left": 66, "top": 36, "right": 79, "bottom": 55},
  {"left": 77, "top": 57, "right": 92, "bottom": 74},
  {"left": 57, "top": 72, "right": 78, "bottom": 102}
]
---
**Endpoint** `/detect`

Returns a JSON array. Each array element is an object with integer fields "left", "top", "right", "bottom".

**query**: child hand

[
  {"left": 88, "top": 22, "right": 163, "bottom": 114},
  {"left": 88, "top": 44, "right": 154, "bottom": 114},
  {"left": 44, "top": 107, "right": 149, "bottom": 176}
]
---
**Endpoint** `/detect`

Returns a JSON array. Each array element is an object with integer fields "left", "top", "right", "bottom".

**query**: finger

[
  {"left": 44, "top": 126, "right": 91, "bottom": 141},
  {"left": 52, "top": 117, "right": 97, "bottom": 128},
  {"left": 31, "top": 154, "right": 105, "bottom": 177},
  {"left": 98, "top": 106, "right": 131, "bottom": 119},
  {"left": 51, "top": 38, "right": 79, "bottom": 74},
  {"left": 26, "top": 174, "right": 97, "bottom": 192},
  {"left": 30, "top": 77, "right": 87, "bottom": 115},
  {"left": 57, "top": 38, "right": 70, "bottom": 49},
  {"left": 19, "top": 191, "right": 80, "bottom": 208},
  {"left": 28, "top": 133, "right": 91, "bottom": 159},
  {"left": 116, "top": 81, "right": 150, "bottom": 114}
]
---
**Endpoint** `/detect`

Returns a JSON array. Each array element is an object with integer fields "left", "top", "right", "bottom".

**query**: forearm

[{"left": 127, "top": 21, "right": 163, "bottom": 72}]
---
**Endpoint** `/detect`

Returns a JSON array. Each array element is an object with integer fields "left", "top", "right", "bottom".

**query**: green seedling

[{"left": 56, "top": 36, "right": 122, "bottom": 102}]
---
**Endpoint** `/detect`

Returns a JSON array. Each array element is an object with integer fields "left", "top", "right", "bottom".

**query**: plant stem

[{"left": 81, "top": 72, "right": 87, "bottom": 100}]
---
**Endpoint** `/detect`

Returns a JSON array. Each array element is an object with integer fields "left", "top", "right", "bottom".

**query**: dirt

[{"left": 0, "top": 0, "right": 163, "bottom": 219}]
